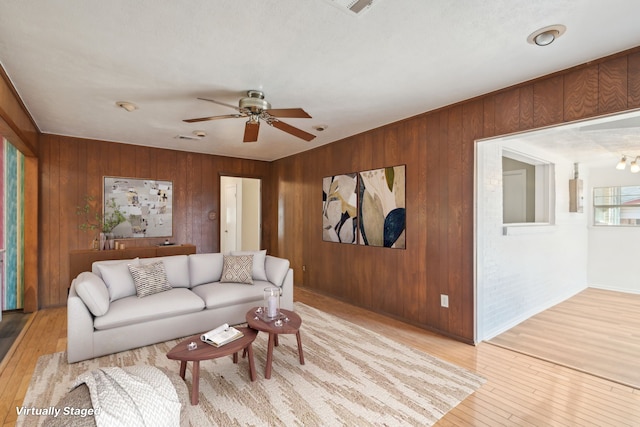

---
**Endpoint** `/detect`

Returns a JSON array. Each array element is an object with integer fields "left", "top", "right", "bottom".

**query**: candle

[{"left": 267, "top": 295, "right": 278, "bottom": 318}]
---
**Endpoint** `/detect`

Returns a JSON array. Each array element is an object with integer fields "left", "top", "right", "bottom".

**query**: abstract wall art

[
  {"left": 322, "top": 165, "right": 406, "bottom": 249},
  {"left": 322, "top": 173, "right": 358, "bottom": 244},
  {"left": 104, "top": 177, "right": 173, "bottom": 238},
  {"left": 358, "top": 165, "right": 406, "bottom": 249}
]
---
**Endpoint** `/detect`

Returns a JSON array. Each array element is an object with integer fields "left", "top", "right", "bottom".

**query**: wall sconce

[{"left": 616, "top": 155, "right": 640, "bottom": 173}]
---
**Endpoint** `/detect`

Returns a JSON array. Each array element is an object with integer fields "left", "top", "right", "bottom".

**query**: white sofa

[{"left": 67, "top": 251, "right": 292, "bottom": 363}]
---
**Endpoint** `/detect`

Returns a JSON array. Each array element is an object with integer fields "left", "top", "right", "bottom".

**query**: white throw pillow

[
  {"left": 188, "top": 253, "right": 224, "bottom": 287},
  {"left": 231, "top": 250, "right": 267, "bottom": 281},
  {"left": 221, "top": 255, "right": 254, "bottom": 285},
  {"left": 128, "top": 261, "right": 173, "bottom": 298},
  {"left": 74, "top": 272, "right": 110, "bottom": 316},
  {"left": 96, "top": 258, "right": 140, "bottom": 302}
]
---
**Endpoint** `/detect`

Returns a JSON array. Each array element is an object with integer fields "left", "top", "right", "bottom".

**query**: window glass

[{"left": 593, "top": 186, "right": 640, "bottom": 226}]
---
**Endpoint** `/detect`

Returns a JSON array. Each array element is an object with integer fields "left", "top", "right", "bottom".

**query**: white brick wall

[{"left": 476, "top": 138, "right": 588, "bottom": 341}]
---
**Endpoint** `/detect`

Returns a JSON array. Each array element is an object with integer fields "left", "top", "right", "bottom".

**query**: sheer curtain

[{"left": 1, "top": 137, "right": 24, "bottom": 311}]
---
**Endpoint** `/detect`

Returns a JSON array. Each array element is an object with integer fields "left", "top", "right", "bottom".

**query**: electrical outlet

[{"left": 440, "top": 294, "right": 449, "bottom": 308}]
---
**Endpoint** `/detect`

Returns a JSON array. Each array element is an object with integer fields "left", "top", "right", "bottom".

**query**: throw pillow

[
  {"left": 128, "top": 261, "right": 173, "bottom": 298},
  {"left": 220, "top": 255, "right": 254, "bottom": 285},
  {"left": 96, "top": 258, "right": 140, "bottom": 302},
  {"left": 74, "top": 272, "right": 110, "bottom": 317},
  {"left": 231, "top": 249, "right": 267, "bottom": 281}
]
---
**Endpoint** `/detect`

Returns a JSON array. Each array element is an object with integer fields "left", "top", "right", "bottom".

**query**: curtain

[{"left": 2, "top": 137, "right": 24, "bottom": 310}]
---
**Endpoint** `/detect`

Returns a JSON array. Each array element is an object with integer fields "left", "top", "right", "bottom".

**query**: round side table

[{"left": 246, "top": 307, "right": 304, "bottom": 379}]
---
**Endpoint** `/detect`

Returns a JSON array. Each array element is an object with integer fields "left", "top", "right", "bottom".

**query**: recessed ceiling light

[
  {"left": 115, "top": 101, "right": 137, "bottom": 112},
  {"left": 527, "top": 25, "right": 566, "bottom": 46}
]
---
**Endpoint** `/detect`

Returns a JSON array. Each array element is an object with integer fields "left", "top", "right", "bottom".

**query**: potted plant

[{"left": 76, "top": 195, "right": 126, "bottom": 249}]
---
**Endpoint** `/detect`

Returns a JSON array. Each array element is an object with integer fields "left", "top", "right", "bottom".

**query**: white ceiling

[{"left": 1, "top": 0, "right": 640, "bottom": 161}]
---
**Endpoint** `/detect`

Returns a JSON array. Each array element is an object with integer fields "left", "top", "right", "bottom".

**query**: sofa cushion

[
  {"left": 191, "top": 281, "right": 268, "bottom": 309},
  {"left": 74, "top": 272, "right": 110, "bottom": 317},
  {"left": 265, "top": 255, "right": 290, "bottom": 287},
  {"left": 95, "top": 258, "right": 140, "bottom": 302},
  {"left": 93, "top": 288, "right": 205, "bottom": 330},
  {"left": 221, "top": 255, "right": 254, "bottom": 284},
  {"left": 140, "top": 255, "right": 190, "bottom": 288},
  {"left": 188, "top": 253, "right": 224, "bottom": 287},
  {"left": 129, "top": 261, "right": 173, "bottom": 298},
  {"left": 231, "top": 250, "right": 267, "bottom": 281}
]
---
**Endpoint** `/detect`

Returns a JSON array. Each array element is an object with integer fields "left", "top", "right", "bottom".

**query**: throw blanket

[{"left": 73, "top": 366, "right": 181, "bottom": 427}]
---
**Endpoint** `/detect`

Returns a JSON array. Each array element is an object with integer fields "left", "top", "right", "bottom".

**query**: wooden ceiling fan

[{"left": 183, "top": 90, "right": 316, "bottom": 143}]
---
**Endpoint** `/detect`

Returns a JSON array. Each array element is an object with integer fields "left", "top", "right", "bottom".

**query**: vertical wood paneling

[
  {"left": 424, "top": 113, "right": 441, "bottom": 326},
  {"left": 38, "top": 135, "right": 271, "bottom": 307},
  {"left": 494, "top": 88, "right": 520, "bottom": 135},
  {"left": 482, "top": 95, "right": 495, "bottom": 138},
  {"left": 599, "top": 56, "right": 628, "bottom": 113},
  {"left": 447, "top": 106, "right": 463, "bottom": 336},
  {"left": 563, "top": 66, "right": 599, "bottom": 121},
  {"left": 534, "top": 75, "right": 564, "bottom": 127},
  {"left": 461, "top": 99, "right": 484, "bottom": 336},
  {"left": 23, "top": 155, "right": 38, "bottom": 312},
  {"left": 519, "top": 84, "right": 534, "bottom": 130},
  {"left": 627, "top": 52, "right": 640, "bottom": 108}
]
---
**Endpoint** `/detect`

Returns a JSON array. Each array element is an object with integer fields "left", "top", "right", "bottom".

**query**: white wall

[
  {"left": 476, "top": 139, "right": 589, "bottom": 341},
  {"left": 241, "top": 178, "right": 261, "bottom": 251},
  {"left": 587, "top": 167, "right": 640, "bottom": 293}
]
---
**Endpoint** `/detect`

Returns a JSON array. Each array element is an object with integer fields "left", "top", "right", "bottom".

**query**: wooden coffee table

[
  {"left": 246, "top": 307, "right": 304, "bottom": 379},
  {"left": 166, "top": 326, "right": 257, "bottom": 405}
]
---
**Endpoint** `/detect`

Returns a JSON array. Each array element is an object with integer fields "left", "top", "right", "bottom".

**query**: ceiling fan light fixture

[
  {"left": 616, "top": 155, "right": 627, "bottom": 170},
  {"left": 527, "top": 25, "right": 566, "bottom": 46},
  {"left": 631, "top": 157, "right": 640, "bottom": 173},
  {"left": 115, "top": 101, "right": 137, "bottom": 112}
]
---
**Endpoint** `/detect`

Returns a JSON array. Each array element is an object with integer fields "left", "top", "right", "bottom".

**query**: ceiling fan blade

[
  {"left": 243, "top": 121, "right": 260, "bottom": 142},
  {"left": 271, "top": 120, "right": 316, "bottom": 141},
  {"left": 266, "top": 108, "right": 312, "bottom": 118},
  {"left": 183, "top": 114, "right": 242, "bottom": 123},
  {"left": 197, "top": 97, "right": 241, "bottom": 111}
]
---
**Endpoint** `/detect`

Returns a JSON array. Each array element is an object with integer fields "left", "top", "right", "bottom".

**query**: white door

[
  {"left": 503, "top": 169, "right": 527, "bottom": 223},
  {"left": 222, "top": 183, "right": 238, "bottom": 253}
]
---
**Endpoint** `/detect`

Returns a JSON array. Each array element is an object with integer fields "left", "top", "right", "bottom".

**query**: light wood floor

[{"left": 1, "top": 288, "right": 639, "bottom": 426}]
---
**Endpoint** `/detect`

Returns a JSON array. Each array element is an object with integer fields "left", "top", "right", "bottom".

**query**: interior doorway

[{"left": 220, "top": 176, "right": 262, "bottom": 253}]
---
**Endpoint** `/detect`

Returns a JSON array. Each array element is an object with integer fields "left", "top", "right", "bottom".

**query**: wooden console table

[{"left": 69, "top": 244, "right": 196, "bottom": 281}]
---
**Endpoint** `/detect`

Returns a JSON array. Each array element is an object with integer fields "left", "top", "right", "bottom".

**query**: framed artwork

[
  {"left": 322, "top": 165, "right": 406, "bottom": 249},
  {"left": 103, "top": 177, "right": 173, "bottom": 238},
  {"left": 358, "top": 165, "right": 406, "bottom": 249},
  {"left": 322, "top": 173, "right": 358, "bottom": 244}
]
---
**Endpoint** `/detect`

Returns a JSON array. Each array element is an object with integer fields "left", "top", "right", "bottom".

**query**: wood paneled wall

[
  {"left": 271, "top": 48, "right": 640, "bottom": 343},
  {"left": 38, "top": 134, "right": 273, "bottom": 308}
]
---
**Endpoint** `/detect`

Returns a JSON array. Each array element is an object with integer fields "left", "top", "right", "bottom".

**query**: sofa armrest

[
  {"left": 265, "top": 255, "right": 290, "bottom": 287},
  {"left": 67, "top": 279, "right": 96, "bottom": 363},
  {"left": 279, "top": 268, "right": 294, "bottom": 311}
]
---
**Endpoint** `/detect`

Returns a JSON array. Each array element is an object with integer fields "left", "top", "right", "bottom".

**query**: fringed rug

[{"left": 18, "top": 303, "right": 484, "bottom": 426}]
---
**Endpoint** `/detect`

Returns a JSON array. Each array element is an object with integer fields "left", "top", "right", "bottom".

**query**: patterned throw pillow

[
  {"left": 128, "top": 261, "right": 173, "bottom": 298},
  {"left": 221, "top": 255, "right": 254, "bottom": 285}
]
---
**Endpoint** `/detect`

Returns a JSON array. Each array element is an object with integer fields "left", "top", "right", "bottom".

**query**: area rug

[{"left": 18, "top": 303, "right": 484, "bottom": 426}]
